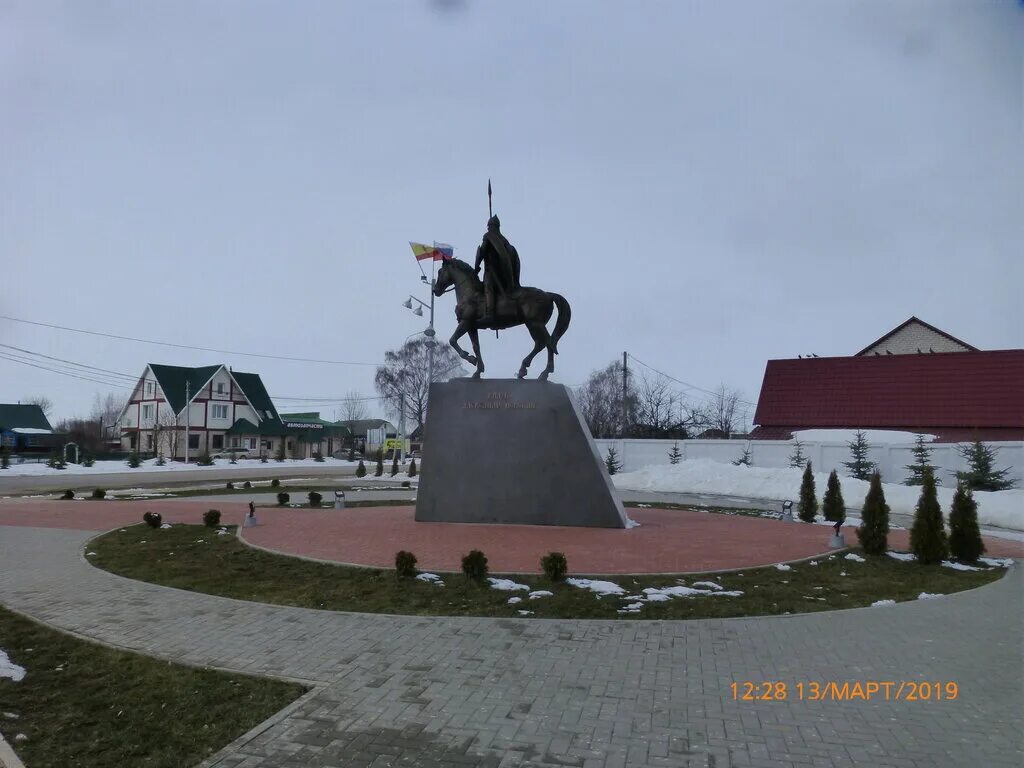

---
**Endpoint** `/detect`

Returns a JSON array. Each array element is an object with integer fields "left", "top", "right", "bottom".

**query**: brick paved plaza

[{"left": 0, "top": 502, "right": 1021, "bottom": 767}]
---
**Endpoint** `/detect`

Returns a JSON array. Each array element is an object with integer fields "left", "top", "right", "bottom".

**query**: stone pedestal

[
  {"left": 829, "top": 532, "right": 846, "bottom": 549},
  {"left": 415, "top": 379, "right": 628, "bottom": 528}
]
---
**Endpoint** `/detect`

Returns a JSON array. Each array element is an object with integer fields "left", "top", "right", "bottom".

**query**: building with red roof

[{"left": 751, "top": 318, "right": 1024, "bottom": 442}]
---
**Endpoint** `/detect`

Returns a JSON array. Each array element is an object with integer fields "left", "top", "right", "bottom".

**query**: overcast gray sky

[{"left": 2, "top": 1, "right": 1021, "bottom": 425}]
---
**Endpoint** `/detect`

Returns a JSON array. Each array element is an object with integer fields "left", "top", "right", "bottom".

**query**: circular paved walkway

[{"left": 0, "top": 510, "right": 1022, "bottom": 767}]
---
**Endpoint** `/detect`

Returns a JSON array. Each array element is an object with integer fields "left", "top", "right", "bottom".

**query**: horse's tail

[{"left": 550, "top": 293, "right": 571, "bottom": 355}]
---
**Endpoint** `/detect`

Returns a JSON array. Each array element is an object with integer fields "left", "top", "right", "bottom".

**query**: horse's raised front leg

[
  {"left": 449, "top": 321, "right": 475, "bottom": 368},
  {"left": 468, "top": 327, "right": 485, "bottom": 379},
  {"left": 519, "top": 323, "right": 548, "bottom": 379}
]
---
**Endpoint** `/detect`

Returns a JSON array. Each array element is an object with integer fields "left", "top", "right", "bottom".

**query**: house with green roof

[
  {"left": 0, "top": 403, "right": 63, "bottom": 454},
  {"left": 117, "top": 364, "right": 350, "bottom": 460}
]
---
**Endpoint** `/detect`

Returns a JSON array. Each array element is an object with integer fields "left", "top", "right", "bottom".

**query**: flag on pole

[{"left": 409, "top": 242, "right": 452, "bottom": 261}]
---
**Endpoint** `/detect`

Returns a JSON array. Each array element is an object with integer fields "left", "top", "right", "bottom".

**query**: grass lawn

[
  {"left": 0, "top": 606, "right": 304, "bottom": 768},
  {"left": 88, "top": 524, "right": 1006, "bottom": 621}
]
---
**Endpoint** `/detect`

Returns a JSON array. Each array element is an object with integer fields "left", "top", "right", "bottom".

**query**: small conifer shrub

[
  {"left": 395, "top": 550, "right": 418, "bottom": 579},
  {"left": 347, "top": 447, "right": 356, "bottom": 462},
  {"left": 260, "top": 453, "right": 268, "bottom": 464},
  {"left": 390, "top": 454, "right": 399, "bottom": 477},
  {"left": 313, "top": 451, "right": 325, "bottom": 463},
  {"left": 275, "top": 443, "right": 286, "bottom": 462},
  {"left": 143, "top": 511, "right": 162, "bottom": 528},
  {"left": 605, "top": 446, "right": 622, "bottom": 475},
  {"left": 270, "top": 478, "right": 280, "bottom": 488},
  {"left": 955, "top": 441, "right": 1015, "bottom": 491},
  {"left": 856, "top": 472, "right": 889, "bottom": 555},
  {"left": 948, "top": 483, "right": 984, "bottom": 564},
  {"left": 461, "top": 549, "right": 489, "bottom": 580},
  {"left": 797, "top": 462, "right": 817, "bottom": 523},
  {"left": 308, "top": 491, "right": 322, "bottom": 507},
  {"left": 61, "top": 489, "right": 74, "bottom": 500},
  {"left": 356, "top": 460, "right": 367, "bottom": 478},
  {"left": 842, "top": 430, "right": 876, "bottom": 481},
  {"left": 375, "top": 451, "right": 384, "bottom": 477},
  {"left": 903, "top": 434, "right": 937, "bottom": 486},
  {"left": 540, "top": 552, "right": 568, "bottom": 582},
  {"left": 787, "top": 440, "right": 806, "bottom": 469},
  {"left": 203, "top": 509, "right": 222, "bottom": 527},
  {"left": 276, "top": 491, "right": 290, "bottom": 506},
  {"left": 154, "top": 454, "right": 165, "bottom": 466},
  {"left": 126, "top": 451, "right": 141, "bottom": 469},
  {"left": 408, "top": 459, "right": 417, "bottom": 477},
  {"left": 243, "top": 481, "right": 252, "bottom": 489},
  {"left": 732, "top": 446, "right": 752, "bottom": 466},
  {"left": 668, "top": 442, "right": 682, "bottom": 465},
  {"left": 910, "top": 468, "right": 948, "bottom": 564},
  {"left": 196, "top": 451, "right": 214, "bottom": 466},
  {"left": 822, "top": 470, "right": 845, "bottom": 523},
  {"left": 91, "top": 488, "right": 106, "bottom": 499},
  {"left": 225, "top": 481, "right": 234, "bottom": 490}
]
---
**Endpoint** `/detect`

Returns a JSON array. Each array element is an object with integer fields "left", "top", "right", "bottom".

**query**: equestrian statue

[{"left": 434, "top": 207, "right": 571, "bottom": 381}]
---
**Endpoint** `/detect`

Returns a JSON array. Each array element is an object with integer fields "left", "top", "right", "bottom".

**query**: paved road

[{"left": 0, "top": 525, "right": 1020, "bottom": 767}]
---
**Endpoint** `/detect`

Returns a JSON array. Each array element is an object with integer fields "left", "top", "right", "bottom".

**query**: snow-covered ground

[
  {"left": 613, "top": 459, "right": 1023, "bottom": 531},
  {"left": 0, "top": 457, "right": 364, "bottom": 477},
  {"left": 792, "top": 429, "right": 936, "bottom": 443},
  {"left": 0, "top": 649, "right": 26, "bottom": 682}
]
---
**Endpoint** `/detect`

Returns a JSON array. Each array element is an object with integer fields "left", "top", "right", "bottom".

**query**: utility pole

[
  {"left": 621, "top": 351, "right": 628, "bottom": 438},
  {"left": 184, "top": 380, "right": 190, "bottom": 465},
  {"left": 399, "top": 393, "right": 406, "bottom": 463}
]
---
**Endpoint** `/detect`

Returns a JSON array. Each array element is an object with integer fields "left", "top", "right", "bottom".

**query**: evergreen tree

[
  {"left": 903, "top": 433, "right": 938, "bottom": 486},
  {"left": 275, "top": 441, "right": 286, "bottom": 462},
  {"left": 375, "top": 449, "right": 384, "bottom": 477},
  {"left": 856, "top": 471, "right": 889, "bottom": 555},
  {"left": 605, "top": 446, "right": 622, "bottom": 475},
  {"left": 842, "top": 430, "right": 876, "bottom": 481},
  {"left": 948, "top": 483, "right": 984, "bottom": 563},
  {"left": 910, "top": 467, "right": 948, "bottom": 564},
  {"left": 821, "top": 469, "right": 846, "bottom": 523},
  {"left": 390, "top": 453, "right": 399, "bottom": 476},
  {"left": 260, "top": 452, "right": 268, "bottom": 464},
  {"left": 668, "top": 442, "right": 682, "bottom": 465},
  {"left": 347, "top": 446, "right": 356, "bottom": 462},
  {"left": 1, "top": 446, "right": 11, "bottom": 469},
  {"left": 355, "top": 459, "right": 367, "bottom": 478},
  {"left": 787, "top": 440, "right": 806, "bottom": 469},
  {"left": 732, "top": 446, "right": 752, "bottom": 466},
  {"left": 956, "top": 441, "right": 1015, "bottom": 491},
  {"left": 407, "top": 458, "right": 417, "bottom": 477},
  {"left": 126, "top": 451, "right": 141, "bottom": 468},
  {"left": 797, "top": 462, "right": 817, "bottom": 522}
]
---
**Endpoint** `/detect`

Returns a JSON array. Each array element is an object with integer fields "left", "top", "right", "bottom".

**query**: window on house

[
  {"left": 248, "top": 438, "right": 257, "bottom": 449},
  {"left": 146, "top": 433, "right": 154, "bottom": 449},
  {"left": 188, "top": 434, "right": 200, "bottom": 449},
  {"left": 146, "top": 381, "right": 154, "bottom": 396},
  {"left": 212, "top": 434, "right": 224, "bottom": 449},
  {"left": 142, "top": 404, "right": 154, "bottom": 420},
  {"left": 217, "top": 383, "right": 225, "bottom": 394},
  {"left": 212, "top": 404, "right": 228, "bottom": 419},
  {"left": 230, "top": 436, "right": 240, "bottom": 448}
]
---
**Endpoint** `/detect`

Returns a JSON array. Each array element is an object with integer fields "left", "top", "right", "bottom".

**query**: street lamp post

[{"left": 404, "top": 278, "right": 437, "bottom": 389}]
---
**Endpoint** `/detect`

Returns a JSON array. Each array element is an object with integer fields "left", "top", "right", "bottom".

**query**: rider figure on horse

[{"left": 474, "top": 215, "right": 521, "bottom": 324}]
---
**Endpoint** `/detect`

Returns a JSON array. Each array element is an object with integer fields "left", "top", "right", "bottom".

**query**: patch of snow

[
  {"left": 624, "top": 517, "right": 641, "bottom": 529},
  {"left": 979, "top": 556, "right": 1013, "bottom": 568},
  {"left": 941, "top": 560, "right": 982, "bottom": 572},
  {"left": 887, "top": 551, "right": 916, "bottom": 562},
  {"left": 809, "top": 561, "right": 819, "bottom": 566},
  {"left": 415, "top": 572, "right": 443, "bottom": 585},
  {"left": 2, "top": 712, "right": 18, "bottom": 719},
  {"left": 918, "top": 592, "right": 943, "bottom": 600},
  {"left": 793, "top": 429, "right": 936, "bottom": 443},
  {"left": 839, "top": 571, "right": 848, "bottom": 576},
  {"left": 612, "top": 458, "right": 1023, "bottom": 530},
  {"left": 487, "top": 577, "right": 529, "bottom": 592},
  {"left": 507, "top": 597, "right": 522, "bottom": 605},
  {"left": 85, "top": 551, "right": 97, "bottom": 556},
  {"left": 516, "top": 610, "right": 533, "bottom": 616},
  {"left": 691, "top": 581, "right": 723, "bottom": 591},
  {"left": 773, "top": 563, "right": 792, "bottom": 571},
  {"left": 14, "top": 734, "right": 27, "bottom": 742},
  {"left": 871, "top": 599, "right": 896, "bottom": 607},
  {"left": 0, "top": 649, "right": 26, "bottom": 682},
  {"left": 618, "top": 602, "right": 644, "bottom": 613},
  {"left": 11, "top": 427, "right": 52, "bottom": 434},
  {"left": 566, "top": 578, "right": 626, "bottom": 596},
  {"left": 528, "top": 590, "right": 553, "bottom": 600},
  {"left": 216, "top": 528, "right": 229, "bottom": 536},
  {"left": 844, "top": 553, "right": 866, "bottom": 563},
  {"left": 643, "top": 585, "right": 743, "bottom": 600},
  {"left": 159, "top": 523, "right": 172, "bottom": 529}
]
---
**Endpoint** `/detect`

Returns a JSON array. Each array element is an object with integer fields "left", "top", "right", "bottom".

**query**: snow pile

[
  {"left": 507, "top": 596, "right": 522, "bottom": 605},
  {"left": 773, "top": 563, "right": 792, "bottom": 572},
  {"left": 691, "top": 581, "right": 723, "bottom": 590},
  {"left": 642, "top": 585, "right": 743, "bottom": 599},
  {"left": 0, "top": 649, "right": 26, "bottom": 682},
  {"left": 415, "top": 572, "right": 444, "bottom": 586},
  {"left": 3, "top": 456, "right": 363, "bottom": 477},
  {"left": 528, "top": 590, "right": 553, "bottom": 600},
  {"left": 844, "top": 553, "right": 866, "bottom": 563},
  {"left": 918, "top": 592, "right": 943, "bottom": 600},
  {"left": 566, "top": 578, "right": 626, "bottom": 596},
  {"left": 979, "top": 557, "right": 1013, "bottom": 568},
  {"left": 488, "top": 577, "right": 529, "bottom": 592},
  {"left": 942, "top": 561, "right": 982, "bottom": 572},
  {"left": 516, "top": 610, "right": 533, "bottom": 616},
  {"left": 159, "top": 523, "right": 172, "bottom": 529},
  {"left": 871, "top": 600, "right": 896, "bottom": 607},
  {"left": 887, "top": 551, "right": 915, "bottom": 562},
  {"left": 613, "top": 459, "right": 1023, "bottom": 530}
]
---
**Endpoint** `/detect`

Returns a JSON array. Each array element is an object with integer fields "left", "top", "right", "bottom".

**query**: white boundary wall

[{"left": 594, "top": 438, "right": 1024, "bottom": 488}]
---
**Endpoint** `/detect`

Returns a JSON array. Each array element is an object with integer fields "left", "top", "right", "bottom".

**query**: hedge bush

[
  {"left": 395, "top": 550, "right": 418, "bottom": 579},
  {"left": 225, "top": 482, "right": 234, "bottom": 490},
  {"left": 408, "top": 459, "right": 417, "bottom": 477},
  {"left": 270, "top": 479, "right": 280, "bottom": 488},
  {"left": 461, "top": 550, "right": 489, "bottom": 581},
  {"left": 276, "top": 492, "right": 290, "bottom": 506},
  {"left": 203, "top": 509, "right": 222, "bottom": 527},
  {"left": 91, "top": 488, "right": 106, "bottom": 499},
  {"left": 540, "top": 552, "right": 568, "bottom": 581},
  {"left": 61, "top": 489, "right": 74, "bottom": 500},
  {"left": 356, "top": 460, "right": 367, "bottom": 478},
  {"left": 308, "top": 491, "right": 322, "bottom": 507},
  {"left": 143, "top": 511, "right": 162, "bottom": 528}
]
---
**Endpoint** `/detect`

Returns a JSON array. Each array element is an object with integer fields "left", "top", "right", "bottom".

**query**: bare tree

[
  {"left": 576, "top": 359, "right": 636, "bottom": 438},
  {"left": 90, "top": 392, "right": 128, "bottom": 439},
  {"left": 694, "top": 384, "right": 747, "bottom": 438},
  {"left": 374, "top": 339, "right": 466, "bottom": 432},
  {"left": 24, "top": 396, "right": 54, "bottom": 418},
  {"left": 340, "top": 391, "right": 370, "bottom": 423},
  {"left": 153, "top": 408, "right": 180, "bottom": 458},
  {"left": 632, "top": 371, "right": 697, "bottom": 438}
]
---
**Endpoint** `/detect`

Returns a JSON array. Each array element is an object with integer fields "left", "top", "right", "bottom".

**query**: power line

[
  {"left": 627, "top": 353, "right": 758, "bottom": 408},
  {"left": 0, "top": 315, "right": 381, "bottom": 367},
  {"left": 0, "top": 343, "right": 137, "bottom": 381},
  {"left": 0, "top": 351, "right": 133, "bottom": 389}
]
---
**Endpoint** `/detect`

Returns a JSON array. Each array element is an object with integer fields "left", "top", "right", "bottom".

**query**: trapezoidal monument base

[{"left": 415, "top": 378, "right": 628, "bottom": 528}]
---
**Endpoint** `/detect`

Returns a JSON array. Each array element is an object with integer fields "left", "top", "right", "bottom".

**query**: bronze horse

[{"left": 433, "top": 257, "right": 571, "bottom": 380}]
